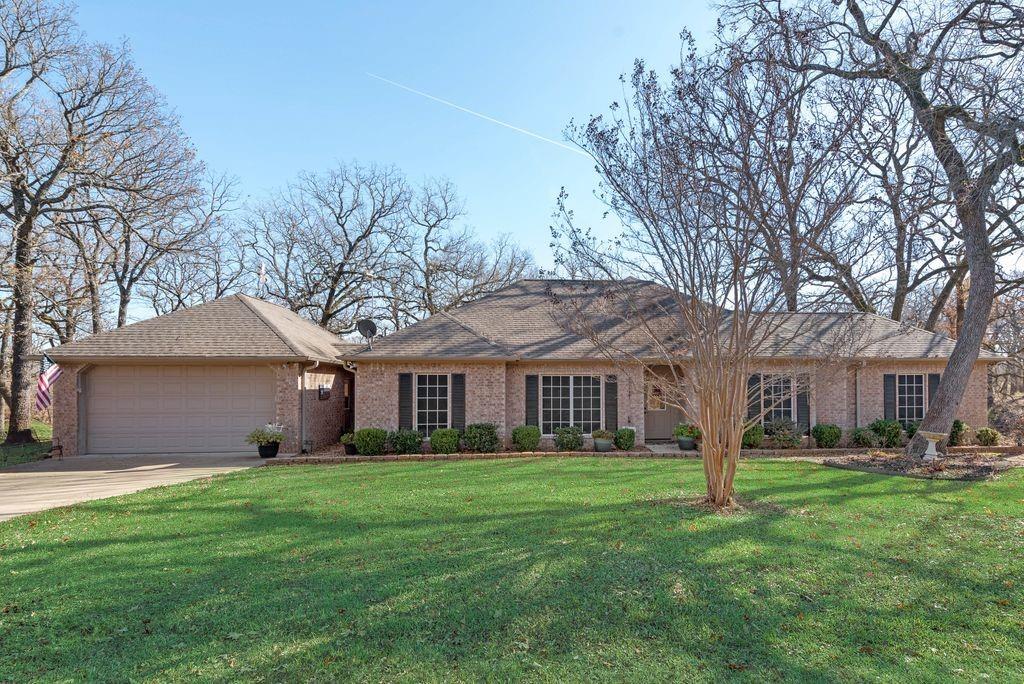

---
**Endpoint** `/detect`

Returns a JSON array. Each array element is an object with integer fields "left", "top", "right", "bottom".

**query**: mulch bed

[{"left": 822, "top": 451, "right": 1013, "bottom": 481}]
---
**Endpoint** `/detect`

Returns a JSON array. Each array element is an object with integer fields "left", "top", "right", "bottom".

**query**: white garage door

[{"left": 84, "top": 365, "right": 276, "bottom": 454}]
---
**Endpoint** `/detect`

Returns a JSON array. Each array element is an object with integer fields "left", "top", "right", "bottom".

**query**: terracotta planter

[{"left": 258, "top": 442, "right": 280, "bottom": 458}]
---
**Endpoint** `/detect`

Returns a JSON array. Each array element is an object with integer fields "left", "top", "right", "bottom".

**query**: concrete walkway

[{"left": 0, "top": 453, "right": 260, "bottom": 521}]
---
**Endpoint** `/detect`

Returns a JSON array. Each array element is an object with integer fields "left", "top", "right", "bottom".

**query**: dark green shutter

[
  {"left": 398, "top": 373, "right": 413, "bottom": 430},
  {"left": 451, "top": 374, "right": 465, "bottom": 431},
  {"left": 747, "top": 374, "right": 761, "bottom": 420},
  {"left": 604, "top": 375, "right": 618, "bottom": 431},
  {"left": 883, "top": 374, "right": 896, "bottom": 420},
  {"left": 525, "top": 375, "right": 539, "bottom": 426},
  {"left": 796, "top": 375, "right": 810, "bottom": 435},
  {"left": 928, "top": 373, "right": 940, "bottom": 407}
]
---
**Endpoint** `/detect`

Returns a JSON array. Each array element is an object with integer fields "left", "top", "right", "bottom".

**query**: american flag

[{"left": 35, "top": 354, "right": 62, "bottom": 411}]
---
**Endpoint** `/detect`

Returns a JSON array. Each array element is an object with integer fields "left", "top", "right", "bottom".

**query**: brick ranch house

[{"left": 48, "top": 280, "right": 997, "bottom": 456}]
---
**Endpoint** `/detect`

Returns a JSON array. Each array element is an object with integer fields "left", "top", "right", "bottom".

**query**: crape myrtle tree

[
  {"left": 552, "top": 37, "right": 848, "bottom": 509},
  {"left": 732, "top": 0, "right": 1024, "bottom": 456}
]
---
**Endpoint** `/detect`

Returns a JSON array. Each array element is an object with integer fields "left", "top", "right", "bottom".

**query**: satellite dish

[{"left": 356, "top": 319, "right": 377, "bottom": 348}]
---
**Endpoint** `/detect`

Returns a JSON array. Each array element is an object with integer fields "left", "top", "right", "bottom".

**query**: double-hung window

[
  {"left": 762, "top": 375, "right": 794, "bottom": 423},
  {"left": 541, "top": 375, "right": 601, "bottom": 435},
  {"left": 416, "top": 374, "right": 449, "bottom": 436},
  {"left": 896, "top": 374, "right": 925, "bottom": 425}
]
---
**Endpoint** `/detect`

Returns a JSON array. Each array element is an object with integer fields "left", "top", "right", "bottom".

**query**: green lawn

[
  {"left": 0, "top": 419, "right": 52, "bottom": 468},
  {"left": 1, "top": 459, "right": 1021, "bottom": 682}
]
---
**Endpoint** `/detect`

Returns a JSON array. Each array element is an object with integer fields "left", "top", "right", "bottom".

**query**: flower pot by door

[
  {"left": 677, "top": 436, "right": 696, "bottom": 451},
  {"left": 593, "top": 438, "right": 614, "bottom": 453},
  {"left": 258, "top": 442, "right": 280, "bottom": 458}
]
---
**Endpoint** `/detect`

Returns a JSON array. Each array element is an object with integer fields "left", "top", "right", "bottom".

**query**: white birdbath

[{"left": 918, "top": 430, "right": 947, "bottom": 462}]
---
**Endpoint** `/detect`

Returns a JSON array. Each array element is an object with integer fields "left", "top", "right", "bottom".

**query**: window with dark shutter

[
  {"left": 451, "top": 374, "right": 465, "bottom": 431},
  {"left": 604, "top": 375, "right": 618, "bottom": 431},
  {"left": 747, "top": 374, "right": 761, "bottom": 420},
  {"left": 525, "top": 375, "right": 539, "bottom": 426},
  {"left": 883, "top": 374, "right": 896, "bottom": 421},
  {"left": 928, "top": 373, "right": 940, "bottom": 407},
  {"left": 398, "top": 373, "right": 413, "bottom": 430}
]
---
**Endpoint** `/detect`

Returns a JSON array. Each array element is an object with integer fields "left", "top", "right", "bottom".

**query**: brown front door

[{"left": 643, "top": 374, "right": 685, "bottom": 440}]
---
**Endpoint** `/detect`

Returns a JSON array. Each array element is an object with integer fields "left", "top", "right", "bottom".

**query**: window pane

[
  {"left": 574, "top": 376, "right": 602, "bottom": 434},
  {"left": 542, "top": 376, "right": 572, "bottom": 434},
  {"left": 416, "top": 374, "right": 449, "bottom": 436},
  {"left": 897, "top": 374, "right": 924, "bottom": 426},
  {"left": 763, "top": 375, "right": 792, "bottom": 423}
]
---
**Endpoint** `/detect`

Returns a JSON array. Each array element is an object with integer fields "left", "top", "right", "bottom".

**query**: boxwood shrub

[
  {"left": 869, "top": 419, "right": 903, "bottom": 448},
  {"left": 614, "top": 427, "right": 636, "bottom": 451},
  {"left": 848, "top": 427, "right": 878, "bottom": 448},
  {"left": 388, "top": 429, "right": 422, "bottom": 455},
  {"left": 765, "top": 418, "right": 801, "bottom": 449},
  {"left": 553, "top": 426, "right": 583, "bottom": 451},
  {"left": 429, "top": 428, "right": 460, "bottom": 454},
  {"left": 354, "top": 428, "right": 388, "bottom": 455},
  {"left": 463, "top": 423, "right": 500, "bottom": 452},
  {"left": 949, "top": 419, "right": 969, "bottom": 446},
  {"left": 511, "top": 425, "right": 541, "bottom": 451},
  {"left": 742, "top": 424, "right": 765, "bottom": 449},
  {"left": 975, "top": 427, "right": 1000, "bottom": 446},
  {"left": 810, "top": 423, "right": 841, "bottom": 448}
]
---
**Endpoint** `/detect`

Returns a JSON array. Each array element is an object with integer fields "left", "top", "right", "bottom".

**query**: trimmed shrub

[
  {"left": 949, "top": 419, "right": 969, "bottom": 446},
  {"left": 848, "top": 427, "right": 878, "bottom": 448},
  {"left": 463, "top": 423, "right": 500, "bottom": 453},
  {"left": 614, "top": 427, "right": 636, "bottom": 451},
  {"left": 905, "top": 421, "right": 920, "bottom": 440},
  {"left": 869, "top": 419, "right": 903, "bottom": 448},
  {"left": 354, "top": 428, "right": 388, "bottom": 456},
  {"left": 429, "top": 428, "right": 461, "bottom": 454},
  {"left": 553, "top": 426, "right": 584, "bottom": 451},
  {"left": 591, "top": 429, "right": 615, "bottom": 440},
  {"left": 673, "top": 423, "right": 701, "bottom": 439},
  {"left": 811, "top": 423, "right": 841, "bottom": 449},
  {"left": 975, "top": 427, "right": 1000, "bottom": 446},
  {"left": 742, "top": 424, "right": 765, "bottom": 449},
  {"left": 765, "top": 418, "right": 801, "bottom": 449},
  {"left": 388, "top": 429, "right": 422, "bottom": 455},
  {"left": 511, "top": 425, "right": 541, "bottom": 451}
]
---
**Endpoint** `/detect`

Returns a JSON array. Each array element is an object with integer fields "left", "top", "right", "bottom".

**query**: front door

[{"left": 643, "top": 379, "right": 685, "bottom": 440}]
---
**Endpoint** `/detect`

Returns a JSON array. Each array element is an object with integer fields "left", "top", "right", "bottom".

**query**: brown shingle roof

[
  {"left": 48, "top": 294, "right": 344, "bottom": 363},
  {"left": 346, "top": 279, "right": 1002, "bottom": 362}
]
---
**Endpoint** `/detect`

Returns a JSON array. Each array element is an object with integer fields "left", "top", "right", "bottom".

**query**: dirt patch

[
  {"left": 640, "top": 492, "right": 787, "bottom": 516},
  {"left": 823, "top": 450, "right": 1013, "bottom": 481}
]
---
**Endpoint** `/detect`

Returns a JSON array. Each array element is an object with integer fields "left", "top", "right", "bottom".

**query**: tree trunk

[
  {"left": 117, "top": 288, "right": 130, "bottom": 328},
  {"left": 87, "top": 272, "right": 103, "bottom": 334},
  {"left": 907, "top": 203, "right": 994, "bottom": 457},
  {"left": 6, "top": 216, "right": 37, "bottom": 442}
]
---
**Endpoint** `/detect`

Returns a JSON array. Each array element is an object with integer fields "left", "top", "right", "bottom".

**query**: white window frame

[
  {"left": 760, "top": 374, "right": 796, "bottom": 425},
  {"left": 896, "top": 373, "right": 926, "bottom": 425},
  {"left": 415, "top": 373, "right": 451, "bottom": 436},
  {"left": 540, "top": 374, "right": 603, "bottom": 436}
]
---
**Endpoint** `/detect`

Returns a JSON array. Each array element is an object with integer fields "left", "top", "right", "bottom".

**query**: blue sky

[{"left": 76, "top": 1, "right": 716, "bottom": 270}]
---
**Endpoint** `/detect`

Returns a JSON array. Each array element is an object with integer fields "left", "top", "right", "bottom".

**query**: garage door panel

[{"left": 84, "top": 365, "right": 277, "bottom": 454}]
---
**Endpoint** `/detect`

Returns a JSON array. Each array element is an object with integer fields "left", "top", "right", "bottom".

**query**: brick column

[
  {"left": 274, "top": 363, "right": 302, "bottom": 453},
  {"left": 52, "top": 363, "right": 83, "bottom": 456}
]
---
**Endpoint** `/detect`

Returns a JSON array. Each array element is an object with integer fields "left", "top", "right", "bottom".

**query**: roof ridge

[
  {"left": 438, "top": 311, "right": 516, "bottom": 357},
  {"left": 234, "top": 294, "right": 307, "bottom": 359},
  {"left": 861, "top": 310, "right": 961, "bottom": 343}
]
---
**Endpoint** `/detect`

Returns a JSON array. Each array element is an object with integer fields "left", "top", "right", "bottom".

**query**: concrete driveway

[{"left": 0, "top": 453, "right": 261, "bottom": 521}]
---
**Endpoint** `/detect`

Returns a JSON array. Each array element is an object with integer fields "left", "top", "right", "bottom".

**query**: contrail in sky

[{"left": 366, "top": 72, "right": 590, "bottom": 157}]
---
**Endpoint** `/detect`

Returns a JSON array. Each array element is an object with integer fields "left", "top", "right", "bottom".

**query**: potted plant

[
  {"left": 591, "top": 429, "right": 615, "bottom": 452},
  {"left": 673, "top": 423, "right": 700, "bottom": 451},
  {"left": 246, "top": 423, "right": 285, "bottom": 458},
  {"left": 339, "top": 432, "right": 356, "bottom": 455}
]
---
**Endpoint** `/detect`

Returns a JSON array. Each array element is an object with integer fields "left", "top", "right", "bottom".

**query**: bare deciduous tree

[{"left": 737, "top": 0, "right": 1024, "bottom": 456}]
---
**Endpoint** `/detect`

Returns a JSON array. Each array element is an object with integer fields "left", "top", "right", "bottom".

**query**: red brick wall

[
  {"left": 302, "top": 364, "right": 351, "bottom": 451},
  {"left": 51, "top": 363, "right": 83, "bottom": 456},
  {"left": 505, "top": 361, "right": 646, "bottom": 446},
  {"left": 856, "top": 360, "right": 990, "bottom": 429},
  {"left": 354, "top": 361, "right": 507, "bottom": 434}
]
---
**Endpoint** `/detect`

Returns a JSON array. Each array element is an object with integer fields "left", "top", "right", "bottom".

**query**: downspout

[{"left": 300, "top": 360, "right": 320, "bottom": 454}]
